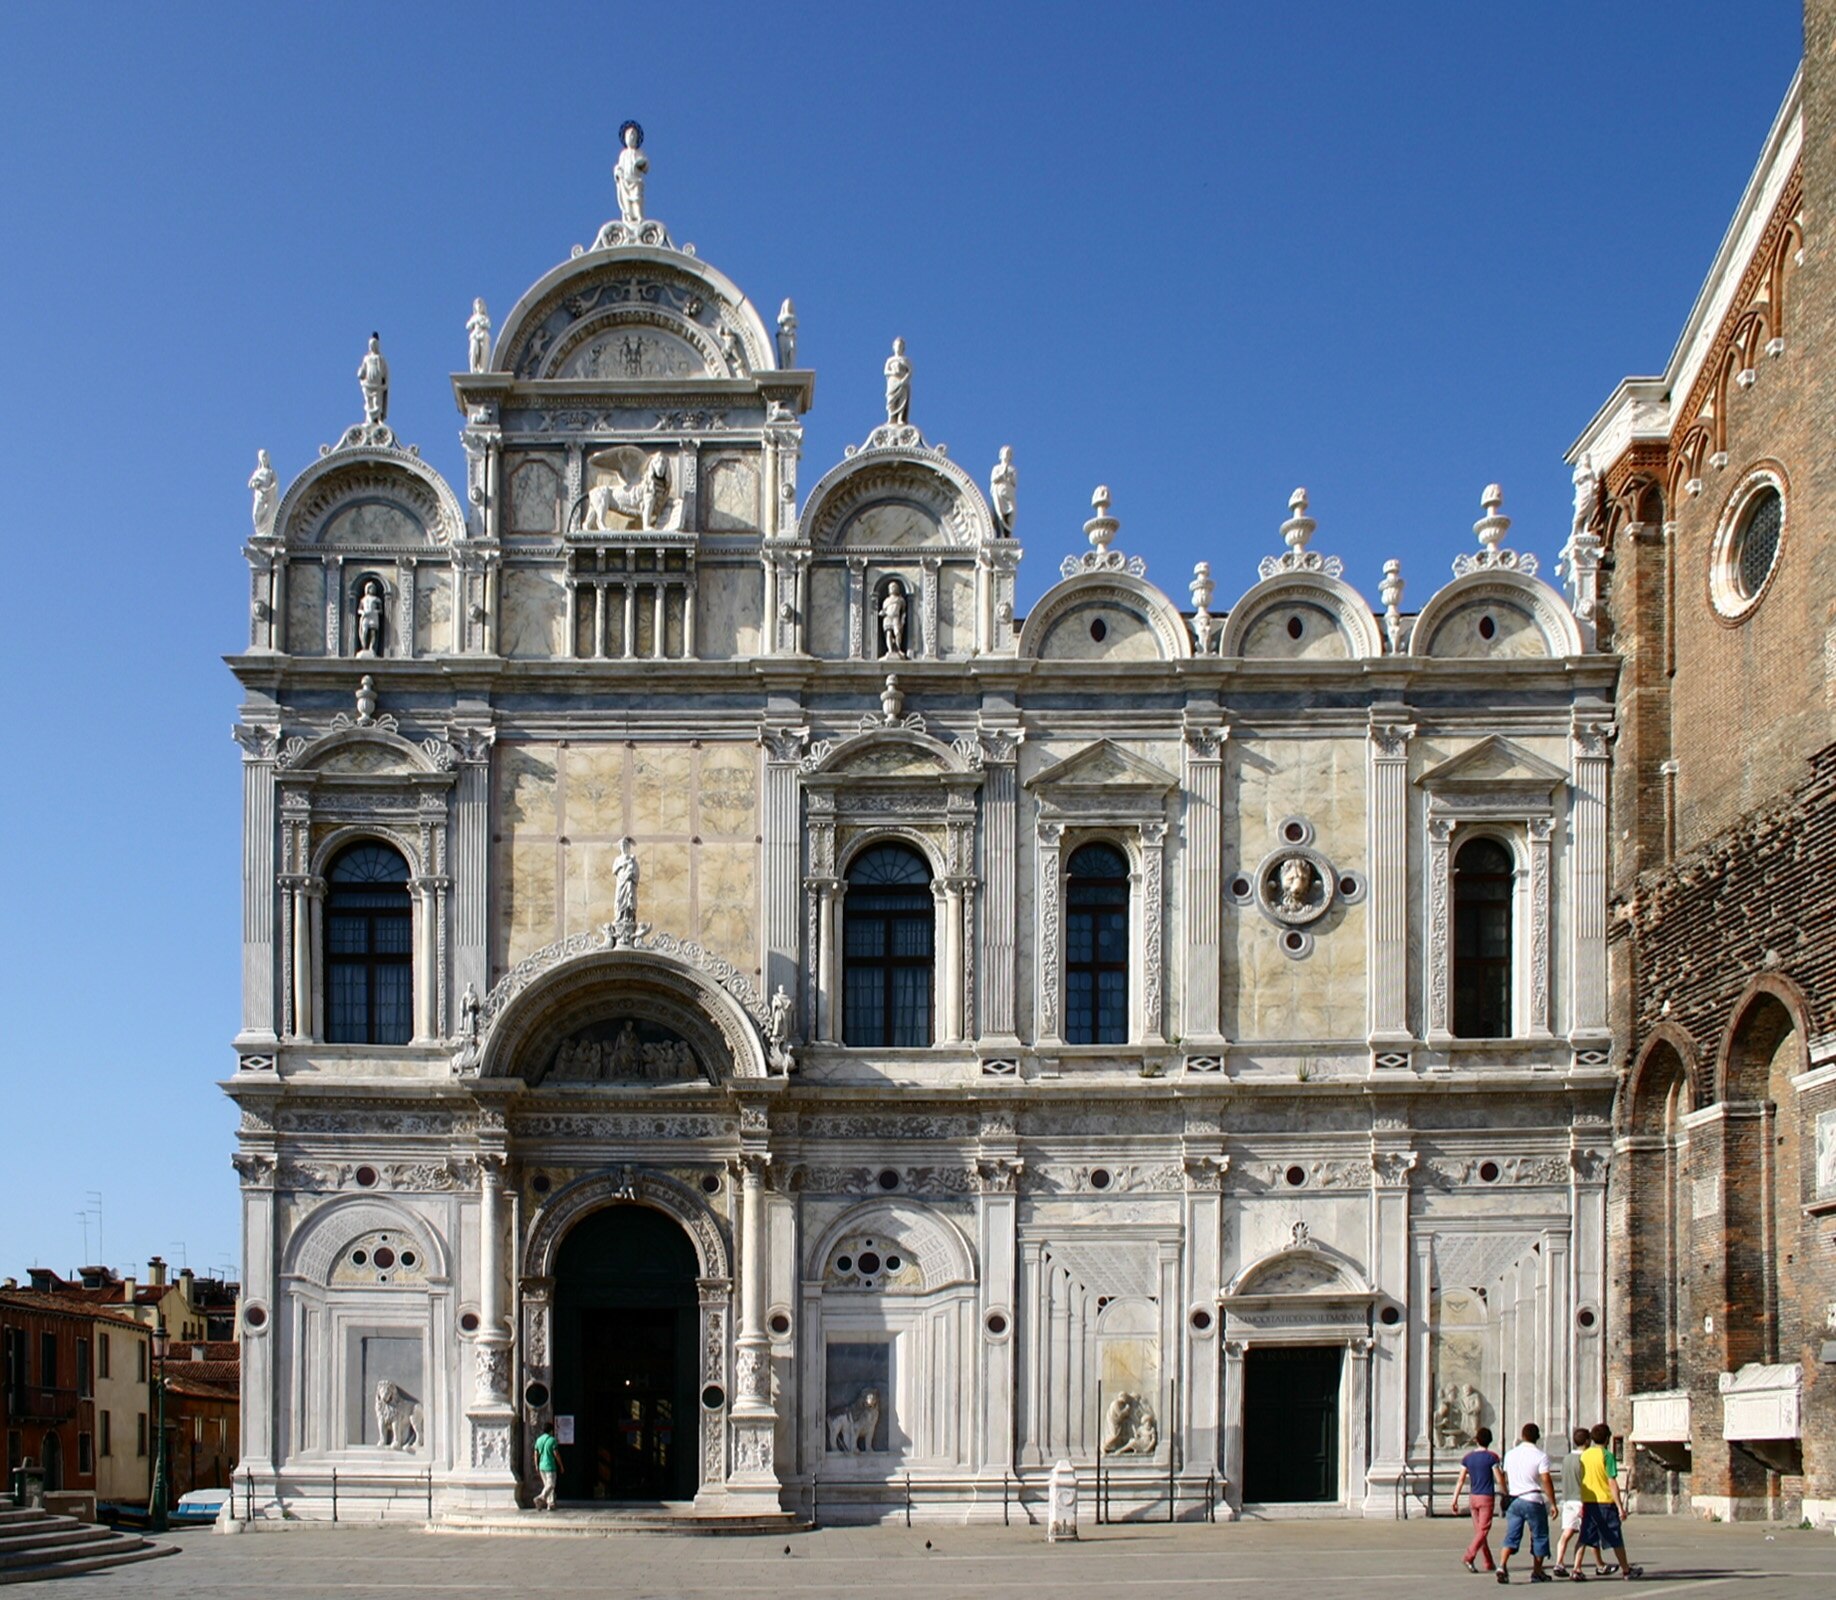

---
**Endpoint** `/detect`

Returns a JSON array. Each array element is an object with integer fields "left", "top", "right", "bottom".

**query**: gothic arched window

[
  {"left": 843, "top": 844, "right": 933, "bottom": 1048},
  {"left": 1452, "top": 837, "right": 1514, "bottom": 1039},
  {"left": 1065, "top": 842, "right": 1130, "bottom": 1044},
  {"left": 325, "top": 842, "right": 414, "bottom": 1045}
]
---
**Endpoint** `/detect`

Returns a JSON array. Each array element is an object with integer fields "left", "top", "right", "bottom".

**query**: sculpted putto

[
  {"left": 249, "top": 449, "right": 279, "bottom": 536},
  {"left": 883, "top": 337, "right": 911, "bottom": 425},
  {"left": 615, "top": 121, "right": 648, "bottom": 225},
  {"left": 357, "top": 333, "right": 389, "bottom": 424},
  {"left": 1101, "top": 1392, "right": 1158, "bottom": 1455}
]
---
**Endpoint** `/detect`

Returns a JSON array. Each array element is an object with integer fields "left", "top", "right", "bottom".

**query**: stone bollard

[{"left": 1047, "top": 1458, "right": 1079, "bottom": 1542}]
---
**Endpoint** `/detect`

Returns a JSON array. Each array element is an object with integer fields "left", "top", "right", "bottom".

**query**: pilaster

[
  {"left": 1367, "top": 707, "right": 1415, "bottom": 1053},
  {"left": 976, "top": 728, "right": 1022, "bottom": 1046},
  {"left": 233, "top": 724, "right": 282, "bottom": 1043},
  {"left": 760, "top": 726, "right": 807, "bottom": 1007},
  {"left": 1568, "top": 705, "right": 1614, "bottom": 1051},
  {"left": 1180, "top": 720, "right": 1227, "bottom": 1048}
]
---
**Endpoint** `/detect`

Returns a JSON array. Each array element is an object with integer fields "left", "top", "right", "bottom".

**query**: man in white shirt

[{"left": 1497, "top": 1422, "right": 1557, "bottom": 1584}]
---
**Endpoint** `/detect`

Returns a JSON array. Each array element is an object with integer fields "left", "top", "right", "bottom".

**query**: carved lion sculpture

[
  {"left": 825, "top": 1386, "right": 882, "bottom": 1453},
  {"left": 373, "top": 1379, "right": 422, "bottom": 1450}
]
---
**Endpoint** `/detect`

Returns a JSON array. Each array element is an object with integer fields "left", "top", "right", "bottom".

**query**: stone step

[
  {"left": 0, "top": 1521, "right": 108, "bottom": 1559},
  {"left": 440, "top": 1507, "right": 806, "bottom": 1538},
  {"left": 0, "top": 1538, "right": 175, "bottom": 1586}
]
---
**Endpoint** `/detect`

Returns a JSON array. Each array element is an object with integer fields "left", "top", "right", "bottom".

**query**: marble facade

[{"left": 226, "top": 141, "right": 1617, "bottom": 1523}]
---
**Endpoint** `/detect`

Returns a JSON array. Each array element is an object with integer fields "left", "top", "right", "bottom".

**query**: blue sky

[{"left": 0, "top": 2, "right": 1803, "bottom": 1281}]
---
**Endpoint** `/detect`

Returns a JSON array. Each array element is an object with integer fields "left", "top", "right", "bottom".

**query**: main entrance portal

[
  {"left": 553, "top": 1204, "right": 700, "bottom": 1502},
  {"left": 1242, "top": 1345, "right": 1342, "bottom": 1503}
]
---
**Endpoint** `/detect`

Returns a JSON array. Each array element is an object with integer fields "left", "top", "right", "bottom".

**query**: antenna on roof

[
  {"left": 77, "top": 1210, "right": 91, "bottom": 1264},
  {"left": 87, "top": 1190, "right": 103, "bottom": 1266}
]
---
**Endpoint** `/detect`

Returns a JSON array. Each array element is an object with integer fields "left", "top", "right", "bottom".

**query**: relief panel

[
  {"left": 501, "top": 569, "right": 568, "bottom": 658},
  {"left": 286, "top": 559, "right": 326, "bottom": 656}
]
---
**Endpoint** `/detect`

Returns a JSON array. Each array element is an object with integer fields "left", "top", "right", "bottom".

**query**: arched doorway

[{"left": 552, "top": 1205, "right": 700, "bottom": 1502}]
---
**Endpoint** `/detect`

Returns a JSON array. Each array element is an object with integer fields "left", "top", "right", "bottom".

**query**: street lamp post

[{"left": 148, "top": 1320, "right": 168, "bottom": 1533}]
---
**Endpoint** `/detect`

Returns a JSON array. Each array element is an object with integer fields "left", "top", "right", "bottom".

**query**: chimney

[
  {"left": 147, "top": 1256, "right": 167, "bottom": 1289},
  {"left": 120, "top": 1277, "right": 135, "bottom": 1305}
]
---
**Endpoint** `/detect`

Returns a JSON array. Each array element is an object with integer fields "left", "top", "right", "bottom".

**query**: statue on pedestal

[
  {"left": 883, "top": 337, "right": 911, "bottom": 425},
  {"left": 249, "top": 449, "right": 279, "bottom": 536},
  {"left": 991, "top": 445, "right": 1017, "bottom": 532},
  {"left": 467, "top": 298, "right": 492, "bottom": 374},
  {"left": 357, "top": 333, "right": 389, "bottom": 424},
  {"left": 613, "top": 836, "right": 641, "bottom": 942},
  {"left": 615, "top": 120, "right": 648, "bottom": 225}
]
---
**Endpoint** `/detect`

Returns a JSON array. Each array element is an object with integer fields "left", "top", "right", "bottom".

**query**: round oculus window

[{"left": 1712, "top": 477, "right": 1784, "bottom": 619}]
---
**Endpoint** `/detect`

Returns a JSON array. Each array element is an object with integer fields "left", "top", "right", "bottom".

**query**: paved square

[{"left": 39, "top": 1517, "right": 1836, "bottom": 1599}]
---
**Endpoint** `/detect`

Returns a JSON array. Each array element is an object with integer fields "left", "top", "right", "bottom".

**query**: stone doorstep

[{"left": 436, "top": 1506, "right": 804, "bottom": 1538}]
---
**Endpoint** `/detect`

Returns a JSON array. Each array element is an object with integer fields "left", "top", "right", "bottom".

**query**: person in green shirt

[{"left": 533, "top": 1422, "right": 563, "bottom": 1511}]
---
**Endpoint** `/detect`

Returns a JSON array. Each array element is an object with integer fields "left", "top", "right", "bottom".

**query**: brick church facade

[{"left": 1576, "top": 2, "right": 1836, "bottom": 1525}]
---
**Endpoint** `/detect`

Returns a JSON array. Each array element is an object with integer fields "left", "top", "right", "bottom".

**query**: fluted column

[
  {"left": 411, "top": 877, "right": 439, "bottom": 1041},
  {"left": 728, "top": 1144, "right": 781, "bottom": 1499},
  {"left": 941, "top": 882, "right": 964, "bottom": 1042},
  {"left": 1569, "top": 706, "right": 1614, "bottom": 1047},
  {"left": 233, "top": 726, "right": 281, "bottom": 1042},
  {"left": 759, "top": 730, "right": 807, "bottom": 1015},
  {"left": 1180, "top": 722, "right": 1226, "bottom": 1047},
  {"left": 1368, "top": 707, "right": 1416, "bottom": 1051},
  {"left": 978, "top": 731, "right": 1021, "bottom": 1043},
  {"left": 450, "top": 726, "right": 495, "bottom": 1026}
]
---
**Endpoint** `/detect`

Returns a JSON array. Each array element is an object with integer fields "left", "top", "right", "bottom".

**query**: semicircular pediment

[
  {"left": 1226, "top": 1244, "right": 1371, "bottom": 1299},
  {"left": 1218, "top": 572, "right": 1383, "bottom": 661},
  {"left": 494, "top": 253, "right": 773, "bottom": 382},
  {"left": 471, "top": 937, "right": 771, "bottom": 1084},
  {"left": 1017, "top": 573, "right": 1192, "bottom": 662},
  {"left": 1410, "top": 570, "right": 1583, "bottom": 659},
  {"left": 279, "top": 455, "right": 461, "bottom": 549},
  {"left": 801, "top": 454, "right": 993, "bottom": 550}
]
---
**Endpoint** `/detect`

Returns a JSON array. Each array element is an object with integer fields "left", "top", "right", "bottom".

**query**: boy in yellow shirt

[{"left": 1578, "top": 1423, "right": 1641, "bottom": 1579}]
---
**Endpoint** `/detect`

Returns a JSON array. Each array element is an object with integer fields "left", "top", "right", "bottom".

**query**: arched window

[
  {"left": 1452, "top": 837, "right": 1514, "bottom": 1039},
  {"left": 325, "top": 843, "right": 413, "bottom": 1045},
  {"left": 843, "top": 844, "right": 933, "bottom": 1048},
  {"left": 1065, "top": 842, "right": 1129, "bottom": 1044}
]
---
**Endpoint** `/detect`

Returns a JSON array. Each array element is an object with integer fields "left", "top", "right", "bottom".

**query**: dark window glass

[
  {"left": 39, "top": 1332, "right": 56, "bottom": 1389},
  {"left": 78, "top": 1432, "right": 92, "bottom": 1474},
  {"left": 1065, "top": 842, "right": 1130, "bottom": 1044},
  {"left": 76, "top": 1339, "right": 90, "bottom": 1398},
  {"left": 1453, "top": 837, "right": 1514, "bottom": 1039},
  {"left": 843, "top": 845, "right": 933, "bottom": 1048},
  {"left": 1735, "top": 487, "right": 1782, "bottom": 599},
  {"left": 324, "top": 843, "right": 414, "bottom": 1044}
]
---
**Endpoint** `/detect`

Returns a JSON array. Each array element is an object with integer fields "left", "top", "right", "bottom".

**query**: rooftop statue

[
  {"left": 884, "top": 337, "right": 911, "bottom": 426},
  {"left": 467, "top": 298, "right": 492, "bottom": 374},
  {"left": 615, "top": 120, "right": 648, "bottom": 225},
  {"left": 249, "top": 449, "right": 279, "bottom": 537},
  {"left": 776, "top": 299, "right": 798, "bottom": 367},
  {"left": 991, "top": 445, "right": 1017, "bottom": 532},
  {"left": 357, "top": 333, "right": 389, "bottom": 424}
]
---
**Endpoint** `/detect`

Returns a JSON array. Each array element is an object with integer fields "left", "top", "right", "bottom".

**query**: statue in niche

[
  {"left": 613, "top": 836, "right": 641, "bottom": 937},
  {"left": 879, "top": 579, "right": 909, "bottom": 660},
  {"left": 825, "top": 1387, "right": 883, "bottom": 1453},
  {"left": 460, "top": 982, "right": 481, "bottom": 1042},
  {"left": 357, "top": 332, "right": 389, "bottom": 424},
  {"left": 1458, "top": 1384, "right": 1483, "bottom": 1443},
  {"left": 356, "top": 578, "right": 386, "bottom": 657},
  {"left": 883, "top": 337, "right": 911, "bottom": 425},
  {"left": 1277, "top": 854, "right": 1315, "bottom": 916},
  {"left": 990, "top": 444, "right": 1017, "bottom": 532},
  {"left": 467, "top": 298, "right": 492, "bottom": 373},
  {"left": 373, "top": 1380, "right": 422, "bottom": 1450},
  {"left": 1101, "top": 1392, "right": 1158, "bottom": 1455},
  {"left": 248, "top": 449, "right": 279, "bottom": 536},
  {"left": 615, "top": 120, "right": 648, "bottom": 225},
  {"left": 1433, "top": 1385, "right": 1464, "bottom": 1451}
]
